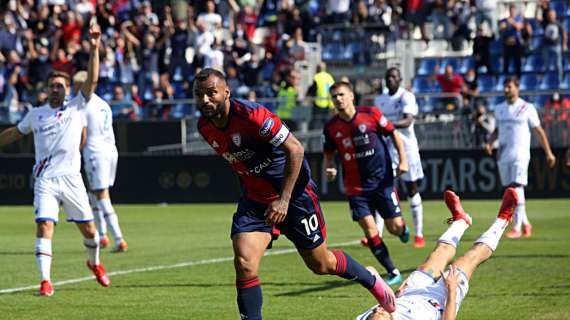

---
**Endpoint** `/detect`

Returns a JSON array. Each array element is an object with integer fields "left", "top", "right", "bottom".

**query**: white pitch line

[{"left": 0, "top": 240, "right": 359, "bottom": 295}]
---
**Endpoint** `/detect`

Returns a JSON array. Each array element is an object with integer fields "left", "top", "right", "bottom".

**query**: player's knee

[
  {"left": 234, "top": 256, "right": 258, "bottom": 278},
  {"left": 307, "top": 260, "right": 330, "bottom": 275}
]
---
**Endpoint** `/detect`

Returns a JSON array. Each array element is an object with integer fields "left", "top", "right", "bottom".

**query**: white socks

[
  {"left": 83, "top": 233, "right": 100, "bottom": 266},
  {"left": 35, "top": 238, "right": 52, "bottom": 281},
  {"left": 512, "top": 187, "right": 528, "bottom": 231},
  {"left": 438, "top": 220, "right": 470, "bottom": 248},
  {"left": 409, "top": 193, "right": 423, "bottom": 237},
  {"left": 374, "top": 211, "right": 384, "bottom": 237},
  {"left": 475, "top": 218, "right": 509, "bottom": 251},
  {"left": 97, "top": 198, "right": 124, "bottom": 242},
  {"left": 90, "top": 192, "right": 107, "bottom": 237}
]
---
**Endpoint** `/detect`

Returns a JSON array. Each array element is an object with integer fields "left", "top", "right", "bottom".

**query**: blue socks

[
  {"left": 332, "top": 250, "right": 376, "bottom": 289},
  {"left": 368, "top": 235, "right": 396, "bottom": 274},
  {"left": 236, "top": 276, "right": 262, "bottom": 320}
]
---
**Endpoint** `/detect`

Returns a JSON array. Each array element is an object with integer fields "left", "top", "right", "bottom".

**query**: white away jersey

[
  {"left": 374, "top": 88, "right": 420, "bottom": 153},
  {"left": 495, "top": 98, "right": 540, "bottom": 163},
  {"left": 84, "top": 93, "right": 116, "bottom": 154},
  {"left": 17, "top": 93, "right": 87, "bottom": 178}
]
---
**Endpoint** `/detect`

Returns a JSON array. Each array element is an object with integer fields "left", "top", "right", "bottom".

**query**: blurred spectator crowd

[{"left": 1, "top": 0, "right": 570, "bottom": 126}]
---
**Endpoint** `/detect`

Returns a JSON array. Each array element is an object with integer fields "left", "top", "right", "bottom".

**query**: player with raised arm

[
  {"left": 355, "top": 188, "right": 519, "bottom": 320},
  {"left": 374, "top": 67, "right": 426, "bottom": 248},
  {"left": 194, "top": 68, "right": 395, "bottom": 319},
  {"left": 0, "top": 22, "right": 109, "bottom": 296},
  {"left": 323, "top": 81, "right": 410, "bottom": 286},
  {"left": 74, "top": 71, "right": 128, "bottom": 253},
  {"left": 484, "top": 76, "right": 556, "bottom": 238}
]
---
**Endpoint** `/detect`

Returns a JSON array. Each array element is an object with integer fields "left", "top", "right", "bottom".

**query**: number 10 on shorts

[{"left": 301, "top": 214, "right": 319, "bottom": 235}]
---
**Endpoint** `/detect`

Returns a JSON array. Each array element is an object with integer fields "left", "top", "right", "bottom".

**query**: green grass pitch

[{"left": 1, "top": 199, "right": 569, "bottom": 319}]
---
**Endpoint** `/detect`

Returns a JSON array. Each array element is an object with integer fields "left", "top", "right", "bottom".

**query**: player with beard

[{"left": 194, "top": 68, "right": 395, "bottom": 319}]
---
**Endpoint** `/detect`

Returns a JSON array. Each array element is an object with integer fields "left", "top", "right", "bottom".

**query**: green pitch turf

[{"left": 1, "top": 199, "right": 569, "bottom": 320}]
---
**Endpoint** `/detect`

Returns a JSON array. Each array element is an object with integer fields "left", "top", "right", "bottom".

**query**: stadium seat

[
  {"left": 561, "top": 73, "right": 570, "bottom": 89},
  {"left": 527, "top": 19, "right": 544, "bottom": 36},
  {"left": 416, "top": 96, "right": 434, "bottom": 113},
  {"left": 171, "top": 81, "right": 186, "bottom": 99},
  {"left": 532, "top": 94, "right": 550, "bottom": 109},
  {"left": 412, "top": 77, "right": 435, "bottom": 93},
  {"left": 489, "top": 95, "right": 505, "bottom": 111},
  {"left": 540, "top": 73, "right": 560, "bottom": 90},
  {"left": 552, "top": 1, "right": 567, "bottom": 18},
  {"left": 520, "top": 74, "right": 540, "bottom": 91},
  {"left": 441, "top": 57, "right": 461, "bottom": 72},
  {"left": 478, "top": 75, "right": 497, "bottom": 93},
  {"left": 495, "top": 75, "right": 508, "bottom": 91},
  {"left": 417, "top": 58, "right": 439, "bottom": 76},
  {"left": 522, "top": 55, "right": 545, "bottom": 73},
  {"left": 460, "top": 57, "right": 475, "bottom": 74},
  {"left": 529, "top": 36, "right": 543, "bottom": 53},
  {"left": 489, "top": 40, "right": 503, "bottom": 55}
]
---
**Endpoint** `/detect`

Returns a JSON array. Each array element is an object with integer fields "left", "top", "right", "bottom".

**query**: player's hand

[
  {"left": 265, "top": 198, "right": 289, "bottom": 225},
  {"left": 397, "top": 162, "right": 408, "bottom": 176},
  {"left": 484, "top": 143, "right": 493, "bottom": 156},
  {"left": 442, "top": 265, "right": 460, "bottom": 292},
  {"left": 546, "top": 152, "right": 556, "bottom": 169},
  {"left": 325, "top": 168, "right": 337, "bottom": 181},
  {"left": 565, "top": 149, "right": 570, "bottom": 167},
  {"left": 88, "top": 20, "right": 101, "bottom": 48}
]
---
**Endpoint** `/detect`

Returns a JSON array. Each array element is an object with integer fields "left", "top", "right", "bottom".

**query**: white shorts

[
  {"left": 34, "top": 174, "right": 93, "bottom": 224},
  {"left": 83, "top": 150, "right": 118, "bottom": 190},
  {"left": 498, "top": 160, "right": 529, "bottom": 186},
  {"left": 395, "top": 268, "right": 470, "bottom": 320},
  {"left": 391, "top": 149, "right": 425, "bottom": 182}
]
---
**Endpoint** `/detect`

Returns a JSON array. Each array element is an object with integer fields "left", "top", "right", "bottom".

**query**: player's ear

[{"left": 225, "top": 86, "right": 231, "bottom": 100}]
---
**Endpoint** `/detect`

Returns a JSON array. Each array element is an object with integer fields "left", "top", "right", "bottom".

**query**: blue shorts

[
  {"left": 231, "top": 182, "right": 326, "bottom": 250},
  {"left": 348, "top": 185, "right": 402, "bottom": 221}
]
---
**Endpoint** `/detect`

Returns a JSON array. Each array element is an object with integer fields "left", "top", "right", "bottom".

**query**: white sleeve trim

[{"left": 269, "top": 125, "right": 290, "bottom": 147}]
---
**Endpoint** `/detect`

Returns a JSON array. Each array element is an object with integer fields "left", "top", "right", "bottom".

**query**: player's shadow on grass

[
  {"left": 0, "top": 251, "right": 30, "bottom": 255},
  {"left": 272, "top": 268, "right": 417, "bottom": 297}
]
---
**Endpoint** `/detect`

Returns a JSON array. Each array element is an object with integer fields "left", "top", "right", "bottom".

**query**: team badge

[
  {"left": 212, "top": 141, "right": 219, "bottom": 148},
  {"left": 342, "top": 138, "right": 353, "bottom": 147},
  {"left": 379, "top": 115, "right": 388, "bottom": 127},
  {"left": 259, "top": 118, "right": 274, "bottom": 136},
  {"left": 358, "top": 124, "right": 367, "bottom": 133},
  {"left": 231, "top": 133, "right": 241, "bottom": 147},
  {"left": 344, "top": 153, "right": 352, "bottom": 161}
]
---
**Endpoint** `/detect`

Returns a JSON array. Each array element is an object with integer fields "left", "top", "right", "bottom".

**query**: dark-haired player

[
  {"left": 194, "top": 68, "right": 395, "bottom": 319},
  {"left": 323, "top": 81, "right": 410, "bottom": 286}
]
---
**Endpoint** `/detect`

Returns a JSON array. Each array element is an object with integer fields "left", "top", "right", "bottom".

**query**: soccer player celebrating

[
  {"left": 355, "top": 188, "right": 519, "bottom": 320},
  {"left": 74, "top": 71, "right": 128, "bottom": 253},
  {"left": 0, "top": 22, "right": 110, "bottom": 296},
  {"left": 323, "top": 81, "right": 410, "bottom": 286},
  {"left": 484, "top": 77, "right": 556, "bottom": 238},
  {"left": 374, "top": 67, "right": 426, "bottom": 248},
  {"left": 194, "top": 68, "right": 395, "bottom": 319}
]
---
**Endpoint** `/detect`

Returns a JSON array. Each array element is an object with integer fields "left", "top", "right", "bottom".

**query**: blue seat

[
  {"left": 441, "top": 57, "right": 461, "bottom": 72},
  {"left": 520, "top": 74, "right": 540, "bottom": 91},
  {"left": 522, "top": 55, "right": 545, "bottom": 72},
  {"left": 416, "top": 96, "right": 434, "bottom": 113},
  {"left": 171, "top": 81, "right": 186, "bottom": 99},
  {"left": 532, "top": 94, "right": 550, "bottom": 109},
  {"left": 460, "top": 57, "right": 475, "bottom": 74},
  {"left": 478, "top": 75, "right": 497, "bottom": 92},
  {"left": 552, "top": 1, "right": 567, "bottom": 18},
  {"left": 489, "top": 95, "right": 506, "bottom": 111},
  {"left": 561, "top": 73, "right": 570, "bottom": 89},
  {"left": 527, "top": 18, "right": 544, "bottom": 36},
  {"left": 495, "top": 75, "right": 508, "bottom": 91},
  {"left": 417, "top": 58, "right": 439, "bottom": 76},
  {"left": 490, "top": 40, "right": 502, "bottom": 55},
  {"left": 412, "top": 77, "right": 435, "bottom": 93},
  {"left": 540, "top": 73, "right": 560, "bottom": 90},
  {"left": 529, "top": 36, "right": 543, "bottom": 53}
]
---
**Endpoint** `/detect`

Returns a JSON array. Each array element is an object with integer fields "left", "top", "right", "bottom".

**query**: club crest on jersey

[
  {"left": 379, "top": 115, "right": 388, "bottom": 127},
  {"left": 358, "top": 124, "right": 367, "bottom": 133},
  {"left": 231, "top": 133, "right": 242, "bottom": 146},
  {"left": 212, "top": 140, "right": 219, "bottom": 148},
  {"left": 56, "top": 112, "right": 63, "bottom": 120},
  {"left": 342, "top": 137, "right": 353, "bottom": 147},
  {"left": 259, "top": 118, "right": 274, "bottom": 136}
]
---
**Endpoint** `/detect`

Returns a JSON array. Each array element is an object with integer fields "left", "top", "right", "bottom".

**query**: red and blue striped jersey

[
  {"left": 198, "top": 98, "right": 312, "bottom": 204},
  {"left": 323, "top": 106, "right": 395, "bottom": 196}
]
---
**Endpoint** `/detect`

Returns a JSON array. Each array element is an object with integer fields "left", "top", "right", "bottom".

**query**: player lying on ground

[{"left": 355, "top": 188, "right": 518, "bottom": 320}]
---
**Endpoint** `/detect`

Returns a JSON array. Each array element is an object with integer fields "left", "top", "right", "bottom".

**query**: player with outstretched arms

[
  {"left": 484, "top": 76, "right": 556, "bottom": 238},
  {"left": 355, "top": 188, "right": 518, "bottom": 320},
  {"left": 194, "top": 68, "right": 396, "bottom": 319},
  {"left": 0, "top": 22, "right": 110, "bottom": 296},
  {"left": 374, "top": 67, "right": 426, "bottom": 248},
  {"left": 74, "top": 71, "right": 128, "bottom": 253},
  {"left": 323, "top": 81, "right": 410, "bottom": 286}
]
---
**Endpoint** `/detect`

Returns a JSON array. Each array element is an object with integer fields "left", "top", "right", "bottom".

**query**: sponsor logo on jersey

[
  {"left": 231, "top": 133, "right": 241, "bottom": 147},
  {"left": 222, "top": 149, "right": 255, "bottom": 163},
  {"left": 342, "top": 137, "right": 353, "bottom": 147},
  {"left": 335, "top": 131, "right": 343, "bottom": 138},
  {"left": 259, "top": 118, "right": 274, "bottom": 136}
]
